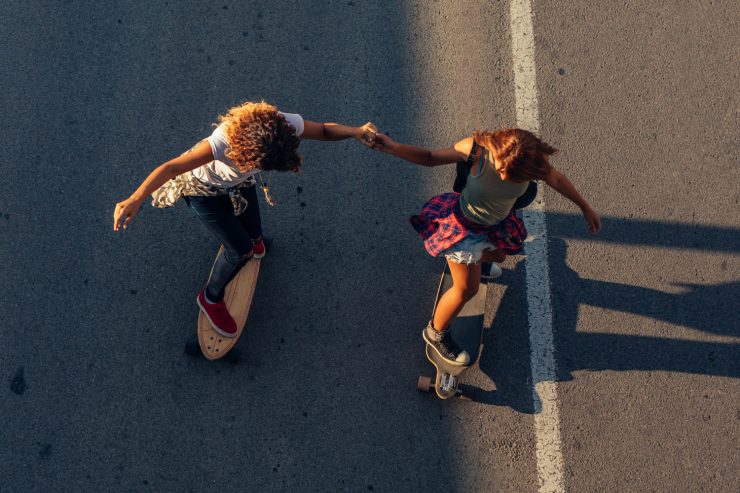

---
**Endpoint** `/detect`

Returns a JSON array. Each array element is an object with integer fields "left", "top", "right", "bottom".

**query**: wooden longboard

[
  {"left": 197, "top": 247, "right": 260, "bottom": 360},
  {"left": 421, "top": 263, "right": 487, "bottom": 399}
]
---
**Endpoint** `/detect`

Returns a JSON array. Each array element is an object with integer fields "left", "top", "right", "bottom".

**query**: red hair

[{"left": 474, "top": 128, "right": 556, "bottom": 182}]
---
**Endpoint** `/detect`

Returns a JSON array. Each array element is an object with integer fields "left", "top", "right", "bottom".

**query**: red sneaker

[
  {"left": 251, "top": 238, "right": 266, "bottom": 259},
  {"left": 197, "top": 289, "right": 237, "bottom": 337}
]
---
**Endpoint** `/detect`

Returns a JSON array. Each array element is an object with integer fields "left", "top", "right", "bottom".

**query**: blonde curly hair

[{"left": 217, "top": 101, "right": 301, "bottom": 173}]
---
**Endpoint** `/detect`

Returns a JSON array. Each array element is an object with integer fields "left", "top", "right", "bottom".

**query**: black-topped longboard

[{"left": 418, "top": 263, "right": 487, "bottom": 399}]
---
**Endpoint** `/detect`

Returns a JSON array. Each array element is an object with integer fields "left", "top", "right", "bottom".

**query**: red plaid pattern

[{"left": 409, "top": 192, "right": 527, "bottom": 257}]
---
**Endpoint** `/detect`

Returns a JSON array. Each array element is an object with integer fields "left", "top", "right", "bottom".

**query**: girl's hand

[
  {"left": 113, "top": 197, "right": 143, "bottom": 231},
  {"left": 582, "top": 206, "right": 601, "bottom": 234},
  {"left": 372, "top": 132, "right": 397, "bottom": 154},
  {"left": 356, "top": 122, "right": 378, "bottom": 147}
]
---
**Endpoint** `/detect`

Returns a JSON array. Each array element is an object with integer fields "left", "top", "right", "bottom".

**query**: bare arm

[
  {"left": 113, "top": 139, "right": 214, "bottom": 231},
  {"left": 544, "top": 168, "right": 601, "bottom": 234},
  {"left": 301, "top": 120, "right": 377, "bottom": 143},
  {"left": 374, "top": 134, "right": 473, "bottom": 167}
]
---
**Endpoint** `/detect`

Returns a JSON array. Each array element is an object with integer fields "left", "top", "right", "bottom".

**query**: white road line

[{"left": 509, "top": 1, "right": 566, "bottom": 492}]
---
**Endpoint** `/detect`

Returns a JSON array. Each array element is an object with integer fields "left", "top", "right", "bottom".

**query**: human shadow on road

[{"left": 466, "top": 213, "right": 740, "bottom": 412}]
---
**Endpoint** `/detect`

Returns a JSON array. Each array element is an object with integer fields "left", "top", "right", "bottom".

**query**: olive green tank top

[{"left": 459, "top": 146, "right": 528, "bottom": 225}]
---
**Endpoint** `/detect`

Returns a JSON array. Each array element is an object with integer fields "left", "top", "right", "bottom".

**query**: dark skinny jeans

[{"left": 184, "top": 184, "right": 261, "bottom": 301}]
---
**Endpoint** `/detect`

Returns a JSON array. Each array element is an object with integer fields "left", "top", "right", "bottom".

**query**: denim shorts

[{"left": 442, "top": 232, "right": 496, "bottom": 265}]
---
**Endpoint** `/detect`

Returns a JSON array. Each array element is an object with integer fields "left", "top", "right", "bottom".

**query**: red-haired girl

[{"left": 373, "top": 129, "right": 600, "bottom": 365}]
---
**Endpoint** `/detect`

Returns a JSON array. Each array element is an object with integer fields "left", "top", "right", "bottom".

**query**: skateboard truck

[
  {"left": 417, "top": 373, "right": 465, "bottom": 398},
  {"left": 440, "top": 373, "right": 457, "bottom": 393}
]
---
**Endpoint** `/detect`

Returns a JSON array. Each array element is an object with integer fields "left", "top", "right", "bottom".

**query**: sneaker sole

[
  {"left": 196, "top": 296, "right": 237, "bottom": 338},
  {"left": 422, "top": 329, "right": 469, "bottom": 366},
  {"left": 481, "top": 264, "right": 502, "bottom": 282}
]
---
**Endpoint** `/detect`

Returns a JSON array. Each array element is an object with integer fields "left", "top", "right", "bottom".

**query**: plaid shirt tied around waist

[
  {"left": 151, "top": 171, "right": 256, "bottom": 216},
  {"left": 149, "top": 140, "right": 256, "bottom": 216},
  {"left": 409, "top": 192, "right": 527, "bottom": 257}
]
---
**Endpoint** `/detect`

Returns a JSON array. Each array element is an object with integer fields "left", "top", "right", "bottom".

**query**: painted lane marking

[{"left": 509, "top": 1, "right": 566, "bottom": 492}]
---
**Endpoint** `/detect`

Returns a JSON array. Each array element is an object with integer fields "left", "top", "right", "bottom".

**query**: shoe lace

[{"left": 438, "top": 336, "right": 461, "bottom": 359}]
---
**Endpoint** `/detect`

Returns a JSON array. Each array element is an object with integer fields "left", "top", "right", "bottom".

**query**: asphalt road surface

[{"left": 1, "top": 1, "right": 738, "bottom": 492}]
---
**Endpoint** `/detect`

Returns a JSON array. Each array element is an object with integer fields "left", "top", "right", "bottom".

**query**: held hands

[
  {"left": 113, "top": 197, "right": 143, "bottom": 231},
  {"left": 370, "top": 132, "right": 396, "bottom": 154},
  {"left": 356, "top": 123, "right": 396, "bottom": 154},
  {"left": 356, "top": 122, "right": 378, "bottom": 147},
  {"left": 355, "top": 123, "right": 397, "bottom": 154}
]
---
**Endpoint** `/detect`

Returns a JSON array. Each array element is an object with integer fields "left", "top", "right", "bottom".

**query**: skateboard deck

[
  {"left": 419, "top": 263, "right": 487, "bottom": 399},
  {"left": 197, "top": 246, "right": 260, "bottom": 360}
]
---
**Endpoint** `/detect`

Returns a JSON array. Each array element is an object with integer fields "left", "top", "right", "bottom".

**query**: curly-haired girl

[
  {"left": 372, "top": 128, "right": 600, "bottom": 366},
  {"left": 113, "top": 101, "right": 375, "bottom": 336}
]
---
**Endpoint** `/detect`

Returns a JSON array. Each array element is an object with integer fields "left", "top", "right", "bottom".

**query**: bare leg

[{"left": 432, "top": 259, "right": 482, "bottom": 332}]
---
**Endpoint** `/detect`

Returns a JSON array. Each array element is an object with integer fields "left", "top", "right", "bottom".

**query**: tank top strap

[
  {"left": 465, "top": 140, "right": 480, "bottom": 167},
  {"left": 470, "top": 144, "right": 487, "bottom": 178},
  {"left": 477, "top": 146, "right": 486, "bottom": 175}
]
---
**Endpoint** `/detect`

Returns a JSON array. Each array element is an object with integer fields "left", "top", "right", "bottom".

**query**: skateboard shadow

[
  {"left": 470, "top": 213, "right": 740, "bottom": 412},
  {"left": 459, "top": 259, "right": 538, "bottom": 412}
]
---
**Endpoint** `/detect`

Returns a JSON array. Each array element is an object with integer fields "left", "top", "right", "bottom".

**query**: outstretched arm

[
  {"left": 373, "top": 133, "right": 473, "bottom": 167},
  {"left": 301, "top": 120, "right": 377, "bottom": 144},
  {"left": 544, "top": 168, "right": 601, "bottom": 234},
  {"left": 113, "top": 139, "right": 214, "bottom": 231}
]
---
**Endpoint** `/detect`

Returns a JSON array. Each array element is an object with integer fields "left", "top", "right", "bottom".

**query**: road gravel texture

[{"left": 0, "top": 1, "right": 737, "bottom": 492}]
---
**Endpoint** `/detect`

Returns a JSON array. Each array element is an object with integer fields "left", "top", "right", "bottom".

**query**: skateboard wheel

[{"left": 417, "top": 376, "right": 432, "bottom": 392}]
